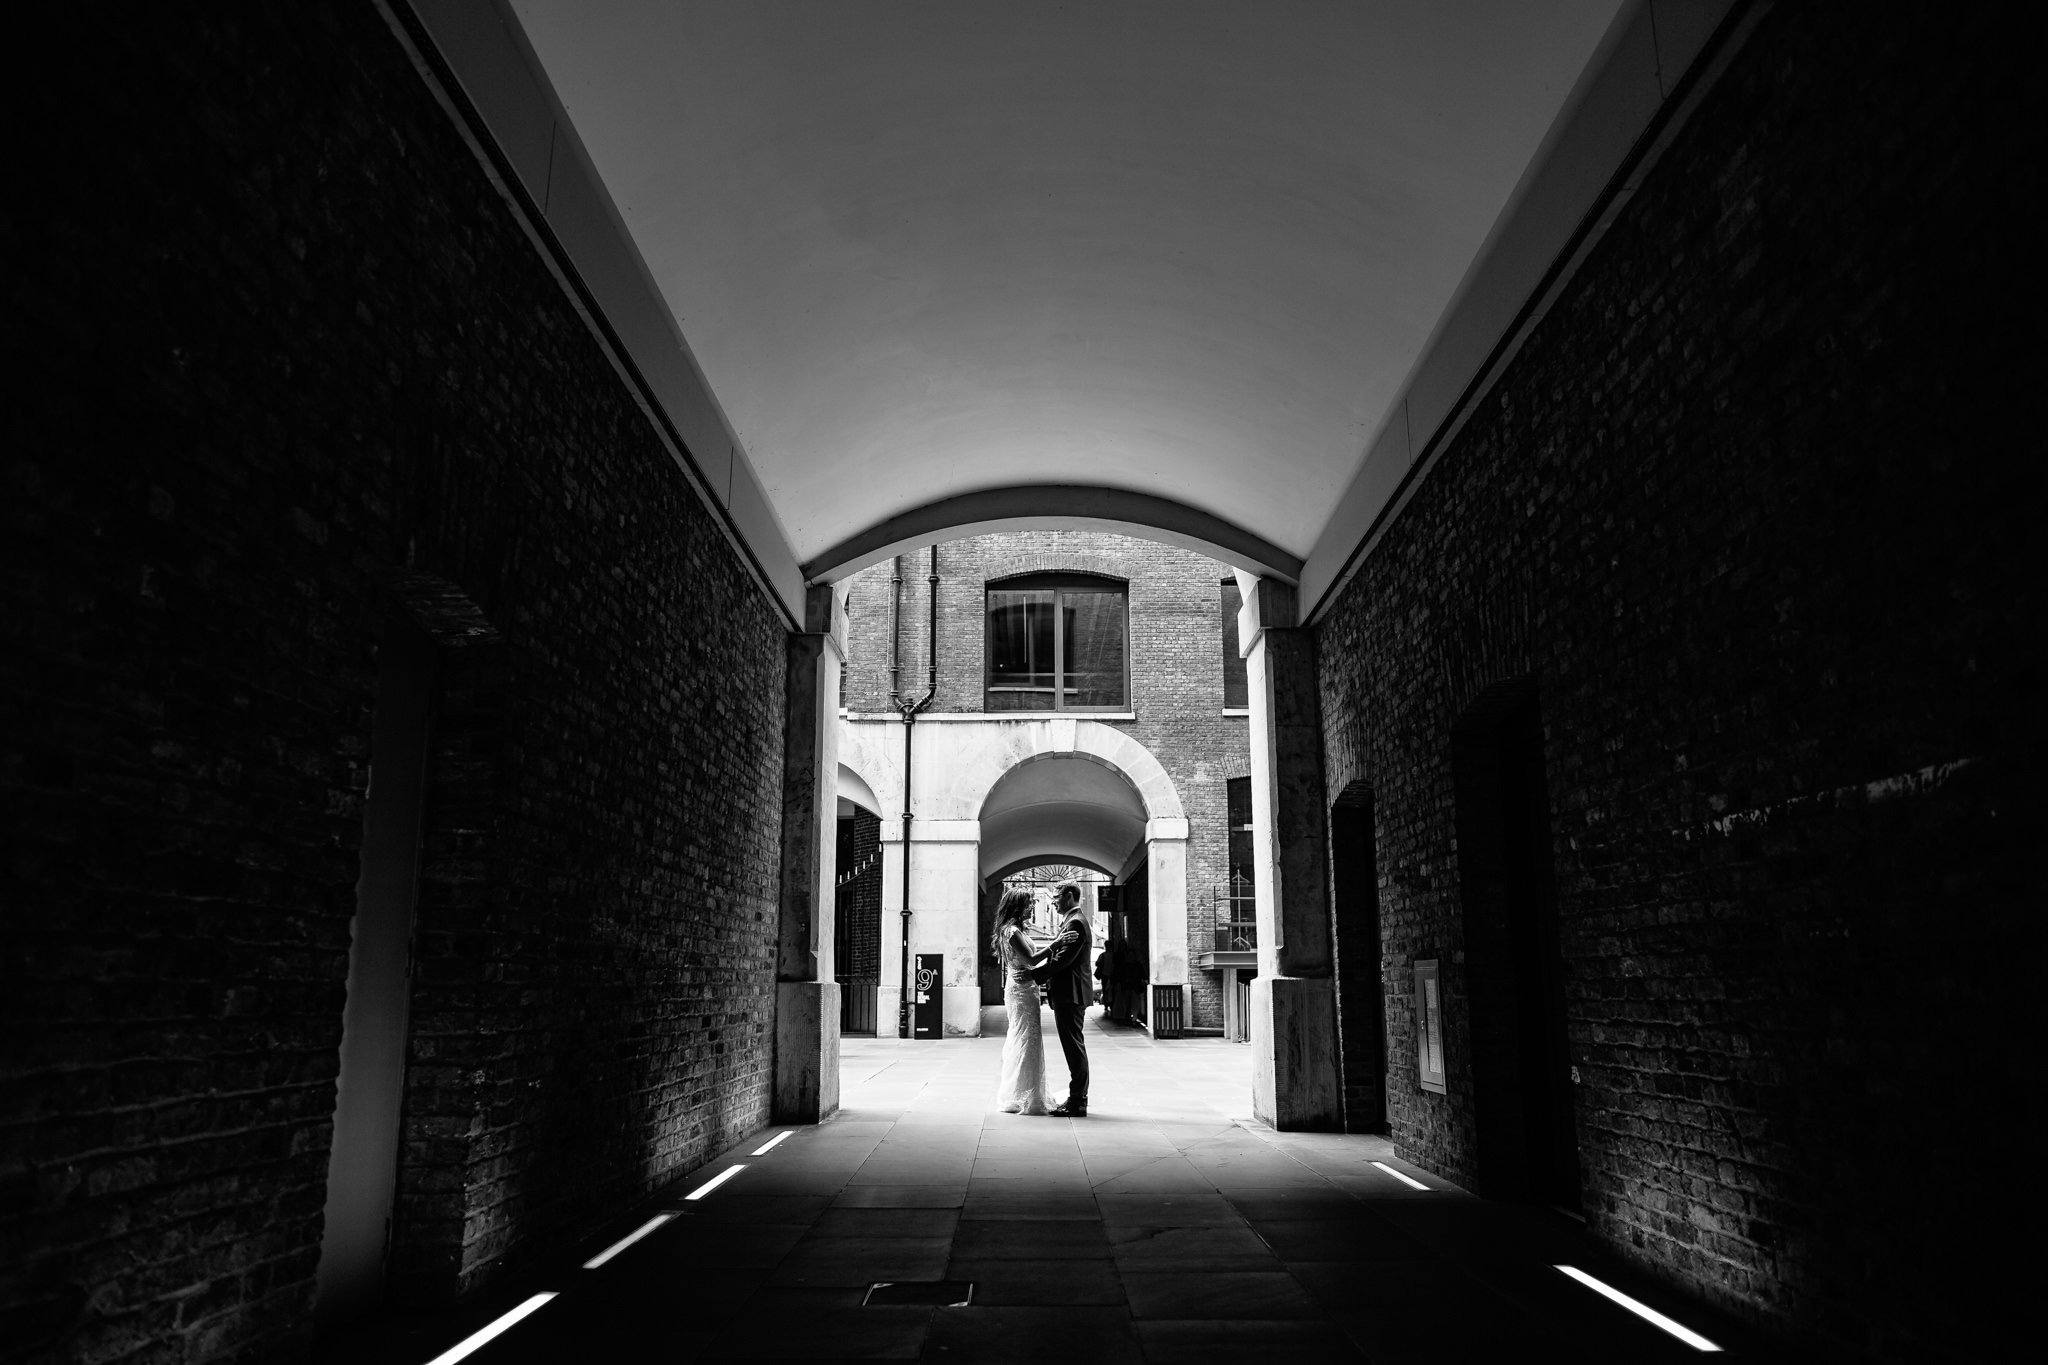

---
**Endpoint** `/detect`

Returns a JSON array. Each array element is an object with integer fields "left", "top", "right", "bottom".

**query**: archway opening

[
  {"left": 976, "top": 754, "right": 1149, "bottom": 1018},
  {"left": 978, "top": 862, "right": 1115, "bottom": 1009}
]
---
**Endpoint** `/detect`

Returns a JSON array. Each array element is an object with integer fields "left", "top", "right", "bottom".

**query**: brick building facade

[{"left": 836, "top": 532, "right": 1252, "bottom": 1036}]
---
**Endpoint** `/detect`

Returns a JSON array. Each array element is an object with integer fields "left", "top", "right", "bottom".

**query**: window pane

[
  {"left": 1221, "top": 580, "right": 1248, "bottom": 709},
  {"left": 1226, "top": 775, "right": 1255, "bottom": 886},
  {"left": 1226, "top": 775, "right": 1253, "bottom": 831},
  {"left": 1061, "top": 590, "right": 1126, "bottom": 708},
  {"left": 987, "top": 590, "right": 1055, "bottom": 710}
]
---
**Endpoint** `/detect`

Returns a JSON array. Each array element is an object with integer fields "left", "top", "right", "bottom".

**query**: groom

[{"left": 1035, "top": 881, "right": 1093, "bottom": 1117}]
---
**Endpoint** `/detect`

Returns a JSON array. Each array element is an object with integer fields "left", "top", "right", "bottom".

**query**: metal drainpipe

[
  {"left": 924, "top": 544, "right": 938, "bottom": 701},
  {"left": 896, "top": 545, "right": 941, "bottom": 1038}
]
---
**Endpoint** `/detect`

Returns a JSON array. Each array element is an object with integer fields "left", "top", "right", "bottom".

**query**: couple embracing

[{"left": 991, "top": 882, "right": 1091, "bottom": 1118}]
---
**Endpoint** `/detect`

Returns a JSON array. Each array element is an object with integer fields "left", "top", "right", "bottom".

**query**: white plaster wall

[
  {"left": 909, "top": 837, "right": 982, "bottom": 1036},
  {"left": 845, "top": 716, "right": 1185, "bottom": 822},
  {"left": 1148, "top": 837, "right": 1189, "bottom": 986},
  {"left": 872, "top": 831, "right": 982, "bottom": 1035},
  {"left": 844, "top": 714, "right": 1191, "bottom": 1038},
  {"left": 877, "top": 841, "right": 906, "bottom": 992},
  {"left": 842, "top": 722, "right": 906, "bottom": 822}
]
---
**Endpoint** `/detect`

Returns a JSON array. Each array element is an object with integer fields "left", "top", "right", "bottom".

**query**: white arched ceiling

[
  {"left": 837, "top": 762, "right": 882, "bottom": 820},
  {"left": 506, "top": 0, "right": 1627, "bottom": 577},
  {"left": 977, "top": 755, "right": 1148, "bottom": 885}
]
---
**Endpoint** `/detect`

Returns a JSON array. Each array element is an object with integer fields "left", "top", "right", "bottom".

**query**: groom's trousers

[{"left": 1051, "top": 998, "right": 1089, "bottom": 1104}]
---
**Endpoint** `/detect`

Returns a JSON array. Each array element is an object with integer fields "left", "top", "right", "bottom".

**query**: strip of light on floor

[
  {"left": 421, "top": 1292, "right": 558, "bottom": 1365},
  {"left": 684, "top": 1164, "right": 745, "bottom": 1200},
  {"left": 582, "top": 1214, "right": 675, "bottom": 1269},
  {"left": 1554, "top": 1265, "right": 1722, "bottom": 1352},
  {"left": 1370, "top": 1160, "right": 1430, "bottom": 1190},
  {"left": 752, "top": 1130, "right": 793, "bottom": 1155}
]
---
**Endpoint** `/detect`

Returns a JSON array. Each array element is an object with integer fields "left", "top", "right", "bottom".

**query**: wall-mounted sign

[
  {"left": 1414, "top": 958, "right": 1446, "bottom": 1094},
  {"left": 912, "top": 953, "right": 944, "bottom": 1039}
]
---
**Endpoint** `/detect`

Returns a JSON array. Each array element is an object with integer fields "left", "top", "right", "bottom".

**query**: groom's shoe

[{"left": 1048, "top": 1099, "right": 1088, "bottom": 1118}]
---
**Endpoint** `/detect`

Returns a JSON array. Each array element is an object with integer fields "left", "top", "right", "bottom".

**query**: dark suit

[{"left": 1037, "top": 909, "right": 1092, "bottom": 1105}]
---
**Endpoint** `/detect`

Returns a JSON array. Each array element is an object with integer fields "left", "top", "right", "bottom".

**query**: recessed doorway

[{"left": 1453, "top": 683, "right": 1581, "bottom": 1213}]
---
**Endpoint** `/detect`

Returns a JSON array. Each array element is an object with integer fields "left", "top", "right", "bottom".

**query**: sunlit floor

[{"left": 325, "top": 1009, "right": 1784, "bottom": 1362}]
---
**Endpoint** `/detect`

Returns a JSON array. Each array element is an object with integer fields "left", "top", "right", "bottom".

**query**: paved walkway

[{"left": 334, "top": 1011, "right": 1781, "bottom": 1362}]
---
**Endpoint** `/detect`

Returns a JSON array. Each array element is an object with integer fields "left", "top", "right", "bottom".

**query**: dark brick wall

[
  {"left": 1314, "top": 8, "right": 2037, "bottom": 1358},
  {"left": 3, "top": 7, "right": 788, "bottom": 1360},
  {"left": 842, "top": 533, "right": 1250, "bottom": 1027}
]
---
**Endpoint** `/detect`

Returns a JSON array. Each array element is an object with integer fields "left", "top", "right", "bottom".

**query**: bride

[{"left": 991, "top": 888, "right": 1049, "bottom": 1115}]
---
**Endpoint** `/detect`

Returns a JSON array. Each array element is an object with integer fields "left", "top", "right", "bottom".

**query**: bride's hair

[{"left": 988, "top": 887, "right": 1034, "bottom": 959}]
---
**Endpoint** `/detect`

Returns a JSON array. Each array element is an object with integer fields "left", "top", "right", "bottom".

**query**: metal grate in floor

[{"left": 862, "top": 1281, "right": 975, "bottom": 1307}]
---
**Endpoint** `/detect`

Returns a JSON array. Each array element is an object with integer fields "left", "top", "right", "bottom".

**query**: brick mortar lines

[
  {"left": 5, "top": 6, "right": 787, "bottom": 1360},
  {"left": 1313, "top": 8, "right": 2035, "bottom": 1358}
]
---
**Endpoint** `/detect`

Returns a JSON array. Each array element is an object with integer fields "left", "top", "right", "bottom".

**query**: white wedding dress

[{"left": 993, "top": 926, "right": 1049, "bottom": 1115}]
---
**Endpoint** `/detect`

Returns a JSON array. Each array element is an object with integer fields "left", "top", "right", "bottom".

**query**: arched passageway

[
  {"left": 975, "top": 755, "right": 1147, "bottom": 1025},
  {"left": 14, "top": 8, "right": 2030, "bottom": 1359},
  {"left": 978, "top": 752, "right": 1146, "bottom": 881},
  {"left": 838, "top": 720, "right": 1187, "bottom": 1037}
]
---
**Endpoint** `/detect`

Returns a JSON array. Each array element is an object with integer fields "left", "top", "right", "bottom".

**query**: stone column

[
  {"left": 1236, "top": 571, "right": 1342, "bottom": 1130},
  {"left": 908, "top": 820, "right": 984, "bottom": 1036},
  {"left": 1144, "top": 820, "right": 1190, "bottom": 989},
  {"left": 878, "top": 830, "right": 907, "bottom": 1036},
  {"left": 775, "top": 584, "right": 843, "bottom": 1123}
]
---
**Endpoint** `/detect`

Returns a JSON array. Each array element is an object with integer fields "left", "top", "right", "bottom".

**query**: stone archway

[
  {"left": 968, "top": 725, "right": 1190, "bottom": 1027},
  {"left": 838, "top": 715, "right": 1188, "bottom": 1037},
  {"left": 837, "top": 761, "right": 884, "bottom": 819}
]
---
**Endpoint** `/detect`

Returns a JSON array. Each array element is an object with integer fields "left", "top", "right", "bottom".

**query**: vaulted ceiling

[
  {"left": 977, "top": 754, "right": 1150, "bottom": 883},
  {"left": 501, "top": 0, "right": 1629, "bottom": 595}
]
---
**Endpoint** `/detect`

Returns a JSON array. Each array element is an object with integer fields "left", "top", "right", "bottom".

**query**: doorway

[
  {"left": 1329, "top": 786, "right": 1386, "bottom": 1133},
  {"left": 315, "top": 617, "right": 435, "bottom": 1325},
  {"left": 834, "top": 806, "right": 883, "bottom": 1034},
  {"left": 1452, "top": 684, "right": 1581, "bottom": 1212}
]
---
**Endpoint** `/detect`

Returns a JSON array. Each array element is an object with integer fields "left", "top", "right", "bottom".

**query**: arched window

[{"left": 984, "top": 573, "right": 1128, "bottom": 712}]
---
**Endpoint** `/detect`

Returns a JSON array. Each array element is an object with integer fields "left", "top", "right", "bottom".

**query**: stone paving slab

[
  {"left": 944, "top": 1256, "right": 1128, "bottom": 1306},
  {"left": 325, "top": 1011, "right": 1786, "bottom": 1363},
  {"left": 811, "top": 1207, "right": 962, "bottom": 1239}
]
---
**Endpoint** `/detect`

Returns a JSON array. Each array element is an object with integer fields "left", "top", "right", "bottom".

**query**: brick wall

[
  {"left": 1313, "top": 8, "right": 2036, "bottom": 1357},
  {"left": 842, "top": 533, "right": 1251, "bottom": 1027},
  {"left": 2, "top": 7, "right": 788, "bottom": 1360}
]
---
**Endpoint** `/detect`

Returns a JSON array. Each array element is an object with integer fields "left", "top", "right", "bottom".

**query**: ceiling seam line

[
  {"left": 373, "top": 0, "right": 801, "bottom": 631},
  {"left": 1305, "top": 0, "right": 1771, "bottom": 627}
]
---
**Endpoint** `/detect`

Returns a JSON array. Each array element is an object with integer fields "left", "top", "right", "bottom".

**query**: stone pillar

[
  {"left": 876, "top": 818, "right": 981, "bottom": 1036},
  {"left": 776, "top": 585, "right": 843, "bottom": 1123},
  {"left": 1236, "top": 571, "right": 1341, "bottom": 1130},
  {"left": 908, "top": 821, "right": 985, "bottom": 1036},
  {"left": 1145, "top": 821, "right": 1190, "bottom": 989},
  {"left": 878, "top": 832, "right": 907, "bottom": 1036}
]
